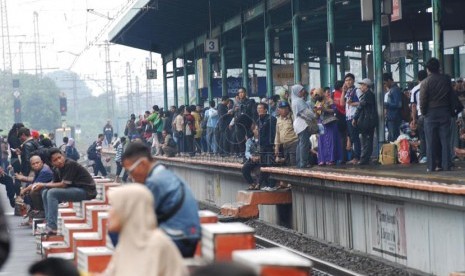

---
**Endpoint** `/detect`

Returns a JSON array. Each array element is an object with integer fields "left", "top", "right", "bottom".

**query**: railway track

[{"left": 255, "top": 235, "right": 364, "bottom": 276}]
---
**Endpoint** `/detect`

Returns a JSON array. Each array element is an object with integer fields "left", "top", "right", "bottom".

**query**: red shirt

[{"left": 333, "top": 89, "right": 346, "bottom": 115}]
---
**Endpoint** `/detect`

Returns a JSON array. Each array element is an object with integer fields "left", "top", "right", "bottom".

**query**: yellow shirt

[{"left": 275, "top": 113, "right": 298, "bottom": 146}]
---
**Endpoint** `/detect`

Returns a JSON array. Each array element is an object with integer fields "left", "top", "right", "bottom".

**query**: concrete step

[
  {"left": 201, "top": 222, "right": 255, "bottom": 261},
  {"left": 77, "top": 246, "right": 113, "bottom": 273},
  {"left": 220, "top": 190, "right": 292, "bottom": 219},
  {"left": 233, "top": 248, "right": 313, "bottom": 276}
]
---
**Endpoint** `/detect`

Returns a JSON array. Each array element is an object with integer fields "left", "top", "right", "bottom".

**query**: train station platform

[{"left": 153, "top": 155, "right": 465, "bottom": 276}]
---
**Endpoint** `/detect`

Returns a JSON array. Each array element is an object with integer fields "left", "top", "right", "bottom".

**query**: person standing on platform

[
  {"left": 274, "top": 101, "right": 298, "bottom": 166},
  {"left": 217, "top": 96, "right": 232, "bottom": 156},
  {"left": 232, "top": 88, "right": 255, "bottom": 158},
  {"left": 88, "top": 134, "right": 107, "bottom": 177},
  {"left": 420, "top": 58, "right": 453, "bottom": 172},
  {"left": 353, "top": 79, "right": 377, "bottom": 165},
  {"left": 341, "top": 73, "right": 362, "bottom": 164},
  {"left": 291, "top": 84, "right": 314, "bottom": 168},
  {"left": 17, "top": 127, "right": 40, "bottom": 178},
  {"left": 64, "top": 138, "right": 79, "bottom": 161},
  {"left": 383, "top": 72, "right": 402, "bottom": 142},
  {"left": 204, "top": 100, "right": 219, "bottom": 154},
  {"left": 103, "top": 120, "right": 114, "bottom": 147},
  {"left": 0, "top": 166, "right": 15, "bottom": 208},
  {"left": 122, "top": 142, "right": 200, "bottom": 257},
  {"left": 410, "top": 70, "right": 428, "bottom": 164},
  {"left": 314, "top": 88, "right": 342, "bottom": 166}
]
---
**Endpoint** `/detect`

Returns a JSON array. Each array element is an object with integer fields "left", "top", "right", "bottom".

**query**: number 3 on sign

[{"left": 205, "top": 39, "right": 219, "bottom": 53}]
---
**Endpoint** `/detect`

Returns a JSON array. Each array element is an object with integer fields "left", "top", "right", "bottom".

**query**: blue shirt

[
  {"left": 384, "top": 84, "right": 402, "bottom": 120},
  {"left": 145, "top": 164, "right": 200, "bottom": 241},
  {"left": 33, "top": 164, "right": 53, "bottom": 183},
  {"left": 205, "top": 108, "right": 219, "bottom": 128}
]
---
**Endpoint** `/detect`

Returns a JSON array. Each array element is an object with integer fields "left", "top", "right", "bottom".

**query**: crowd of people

[{"left": 113, "top": 58, "right": 464, "bottom": 190}]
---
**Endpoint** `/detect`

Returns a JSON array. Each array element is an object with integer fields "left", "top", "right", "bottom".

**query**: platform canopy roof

[{"left": 110, "top": 0, "right": 437, "bottom": 67}]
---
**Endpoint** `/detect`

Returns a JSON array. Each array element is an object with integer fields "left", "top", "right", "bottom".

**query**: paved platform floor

[{"left": 0, "top": 188, "right": 39, "bottom": 276}]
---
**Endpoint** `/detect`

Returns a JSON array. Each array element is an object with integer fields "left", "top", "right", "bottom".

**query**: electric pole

[
  {"left": 33, "top": 11, "right": 43, "bottom": 77},
  {"left": 135, "top": 76, "right": 140, "bottom": 114},
  {"left": 104, "top": 40, "right": 114, "bottom": 121},
  {"left": 145, "top": 57, "right": 152, "bottom": 110},
  {"left": 126, "top": 62, "right": 133, "bottom": 115},
  {"left": 0, "top": 0, "right": 12, "bottom": 72}
]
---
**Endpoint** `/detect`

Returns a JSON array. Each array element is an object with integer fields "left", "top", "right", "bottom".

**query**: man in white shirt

[{"left": 410, "top": 70, "right": 428, "bottom": 163}]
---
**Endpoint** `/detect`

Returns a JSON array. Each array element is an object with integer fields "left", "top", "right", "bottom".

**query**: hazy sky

[{"left": 6, "top": 0, "right": 162, "bottom": 96}]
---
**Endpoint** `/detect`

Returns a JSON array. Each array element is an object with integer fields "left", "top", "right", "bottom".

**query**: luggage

[
  {"left": 397, "top": 139, "right": 411, "bottom": 164},
  {"left": 379, "top": 143, "right": 397, "bottom": 165}
]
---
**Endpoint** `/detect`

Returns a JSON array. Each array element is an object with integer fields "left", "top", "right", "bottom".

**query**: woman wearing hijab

[
  {"left": 65, "top": 138, "right": 79, "bottom": 161},
  {"left": 103, "top": 184, "right": 187, "bottom": 276},
  {"left": 314, "top": 88, "right": 342, "bottom": 165},
  {"left": 291, "top": 84, "right": 316, "bottom": 168}
]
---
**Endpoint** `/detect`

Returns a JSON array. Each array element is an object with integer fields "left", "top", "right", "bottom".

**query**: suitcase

[{"left": 379, "top": 143, "right": 397, "bottom": 165}]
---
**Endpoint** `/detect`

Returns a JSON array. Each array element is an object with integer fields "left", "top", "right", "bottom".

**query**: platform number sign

[{"left": 205, "top": 39, "right": 219, "bottom": 53}]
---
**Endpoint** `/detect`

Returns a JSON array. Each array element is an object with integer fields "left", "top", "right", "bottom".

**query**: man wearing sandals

[{"left": 33, "top": 148, "right": 96, "bottom": 235}]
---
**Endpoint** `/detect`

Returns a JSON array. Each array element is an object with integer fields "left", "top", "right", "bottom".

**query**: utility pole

[
  {"left": 135, "top": 76, "right": 140, "bottom": 114},
  {"left": 104, "top": 41, "right": 114, "bottom": 121},
  {"left": 0, "top": 0, "right": 12, "bottom": 72},
  {"left": 126, "top": 62, "right": 133, "bottom": 115},
  {"left": 145, "top": 57, "right": 152, "bottom": 110},
  {"left": 18, "top": 42, "right": 24, "bottom": 73},
  {"left": 33, "top": 11, "right": 43, "bottom": 77}
]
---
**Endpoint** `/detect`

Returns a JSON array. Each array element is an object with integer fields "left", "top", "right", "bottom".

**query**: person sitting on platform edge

[
  {"left": 121, "top": 142, "right": 200, "bottom": 257},
  {"left": 18, "top": 154, "right": 54, "bottom": 221},
  {"left": 244, "top": 103, "right": 276, "bottom": 191},
  {"left": 33, "top": 148, "right": 97, "bottom": 235}
]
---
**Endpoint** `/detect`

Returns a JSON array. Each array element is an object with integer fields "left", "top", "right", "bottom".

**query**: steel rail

[{"left": 255, "top": 235, "right": 365, "bottom": 276}]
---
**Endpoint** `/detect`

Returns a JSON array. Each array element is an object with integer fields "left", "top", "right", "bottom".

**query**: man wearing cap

[
  {"left": 353, "top": 79, "right": 377, "bottom": 165},
  {"left": 420, "top": 58, "right": 453, "bottom": 172},
  {"left": 274, "top": 101, "right": 298, "bottom": 166}
]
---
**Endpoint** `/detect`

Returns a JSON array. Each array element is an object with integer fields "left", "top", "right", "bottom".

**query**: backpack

[
  {"left": 379, "top": 143, "right": 397, "bottom": 165},
  {"left": 86, "top": 143, "right": 98, "bottom": 160},
  {"left": 401, "top": 93, "right": 411, "bottom": 122},
  {"left": 68, "top": 147, "right": 80, "bottom": 161},
  {"left": 397, "top": 139, "right": 410, "bottom": 164}
]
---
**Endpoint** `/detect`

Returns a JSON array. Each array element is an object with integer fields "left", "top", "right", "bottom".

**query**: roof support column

[
  {"left": 265, "top": 27, "right": 274, "bottom": 98},
  {"left": 372, "top": 0, "right": 384, "bottom": 144},
  {"left": 412, "top": 42, "right": 419, "bottom": 80},
  {"left": 431, "top": 0, "right": 443, "bottom": 67},
  {"left": 319, "top": 57, "right": 328, "bottom": 88},
  {"left": 327, "top": 0, "right": 336, "bottom": 89},
  {"left": 361, "top": 47, "right": 367, "bottom": 78},
  {"left": 173, "top": 56, "right": 178, "bottom": 108},
  {"left": 399, "top": 57, "right": 406, "bottom": 88},
  {"left": 207, "top": 53, "right": 213, "bottom": 102},
  {"left": 454, "top": 47, "right": 460, "bottom": 78},
  {"left": 162, "top": 57, "right": 168, "bottom": 110},
  {"left": 292, "top": 0, "right": 301, "bottom": 84},
  {"left": 241, "top": 36, "right": 248, "bottom": 90},
  {"left": 183, "top": 52, "right": 189, "bottom": 106},
  {"left": 221, "top": 46, "right": 228, "bottom": 97},
  {"left": 194, "top": 43, "right": 200, "bottom": 105},
  {"left": 339, "top": 51, "right": 346, "bottom": 80},
  {"left": 422, "top": 41, "right": 430, "bottom": 69}
]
